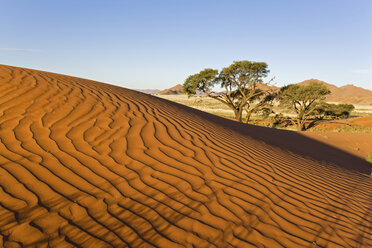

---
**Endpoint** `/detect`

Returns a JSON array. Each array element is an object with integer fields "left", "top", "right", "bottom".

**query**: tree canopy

[
  {"left": 279, "top": 82, "right": 331, "bottom": 130},
  {"left": 312, "top": 102, "right": 355, "bottom": 120},
  {"left": 183, "top": 69, "right": 218, "bottom": 96},
  {"left": 183, "top": 61, "right": 274, "bottom": 122}
]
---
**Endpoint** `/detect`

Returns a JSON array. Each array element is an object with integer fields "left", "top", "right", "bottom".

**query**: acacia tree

[
  {"left": 183, "top": 61, "right": 272, "bottom": 122},
  {"left": 312, "top": 102, "right": 354, "bottom": 120},
  {"left": 242, "top": 89, "right": 276, "bottom": 123},
  {"left": 330, "top": 104, "right": 354, "bottom": 118},
  {"left": 279, "top": 82, "right": 330, "bottom": 131}
]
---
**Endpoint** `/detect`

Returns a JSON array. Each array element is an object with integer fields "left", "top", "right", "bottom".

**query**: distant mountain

[
  {"left": 297, "top": 79, "right": 372, "bottom": 105},
  {"left": 156, "top": 80, "right": 372, "bottom": 105},
  {"left": 157, "top": 84, "right": 184, "bottom": 95},
  {"left": 134, "top": 89, "right": 160, "bottom": 94},
  {"left": 257, "top": 83, "right": 280, "bottom": 92},
  {"left": 157, "top": 83, "right": 279, "bottom": 95}
]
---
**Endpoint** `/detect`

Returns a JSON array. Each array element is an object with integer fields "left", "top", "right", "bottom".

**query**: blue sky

[{"left": 1, "top": 0, "right": 371, "bottom": 90}]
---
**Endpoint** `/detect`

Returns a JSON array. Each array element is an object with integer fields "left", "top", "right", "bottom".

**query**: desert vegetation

[
  {"left": 312, "top": 102, "right": 355, "bottom": 120},
  {"left": 180, "top": 62, "right": 361, "bottom": 132},
  {"left": 367, "top": 154, "right": 372, "bottom": 163},
  {"left": 159, "top": 93, "right": 366, "bottom": 132},
  {"left": 278, "top": 82, "right": 331, "bottom": 131},
  {"left": 183, "top": 61, "right": 276, "bottom": 122}
]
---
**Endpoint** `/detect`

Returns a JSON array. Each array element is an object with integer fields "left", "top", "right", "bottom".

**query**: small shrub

[
  {"left": 366, "top": 154, "right": 372, "bottom": 163},
  {"left": 366, "top": 154, "right": 372, "bottom": 177}
]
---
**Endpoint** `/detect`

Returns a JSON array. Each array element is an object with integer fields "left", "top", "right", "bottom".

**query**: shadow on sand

[{"left": 161, "top": 98, "right": 371, "bottom": 176}]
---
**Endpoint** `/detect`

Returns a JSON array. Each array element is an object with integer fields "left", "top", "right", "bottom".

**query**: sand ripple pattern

[{"left": 0, "top": 65, "right": 371, "bottom": 247}]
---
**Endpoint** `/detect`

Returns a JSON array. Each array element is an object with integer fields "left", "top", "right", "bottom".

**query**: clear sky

[{"left": 1, "top": 0, "right": 372, "bottom": 90}]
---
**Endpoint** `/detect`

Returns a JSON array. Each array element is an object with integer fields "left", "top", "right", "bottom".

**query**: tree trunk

[
  {"left": 296, "top": 122, "right": 302, "bottom": 131},
  {"left": 244, "top": 111, "right": 252, "bottom": 123},
  {"left": 296, "top": 118, "right": 304, "bottom": 131},
  {"left": 233, "top": 108, "right": 243, "bottom": 122},
  {"left": 296, "top": 111, "right": 306, "bottom": 131},
  {"left": 233, "top": 110, "right": 240, "bottom": 121},
  {"left": 297, "top": 119, "right": 306, "bottom": 131}
]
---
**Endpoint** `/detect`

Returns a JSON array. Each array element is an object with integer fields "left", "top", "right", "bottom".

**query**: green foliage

[
  {"left": 280, "top": 83, "right": 330, "bottom": 107},
  {"left": 270, "top": 114, "right": 293, "bottom": 128},
  {"left": 279, "top": 81, "right": 331, "bottom": 131},
  {"left": 366, "top": 154, "right": 372, "bottom": 163},
  {"left": 183, "top": 69, "right": 218, "bottom": 95},
  {"left": 312, "top": 102, "right": 355, "bottom": 119},
  {"left": 330, "top": 104, "right": 355, "bottom": 118},
  {"left": 312, "top": 102, "right": 329, "bottom": 119},
  {"left": 182, "top": 61, "right": 274, "bottom": 122},
  {"left": 217, "top": 61, "right": 269, "bottom": 89},
  {"left": 243, "top": 89, "right": 276, "bottom": 123},
  {"left": 366, "top": 154, "right": 372, "bottom": 177}
]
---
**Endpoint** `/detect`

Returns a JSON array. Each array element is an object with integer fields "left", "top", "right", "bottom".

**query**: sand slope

[
  {"left": 0, "top": 65, "right": 371, "bottom": 247},
  {"left": 303, "top": 131, "right": 372, "bottom": 161}
]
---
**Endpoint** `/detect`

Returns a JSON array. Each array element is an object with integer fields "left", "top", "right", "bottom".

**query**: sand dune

[
  {"left": 0, "top": 65, "right": 371, "bottom": 247},
  {"left": 303, "top": 132, "right": 372, "bottom": 160}
]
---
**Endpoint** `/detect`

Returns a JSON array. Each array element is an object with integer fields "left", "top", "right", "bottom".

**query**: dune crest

[{"left": 0, "top": 65, "right": 371, "bottom": 247}]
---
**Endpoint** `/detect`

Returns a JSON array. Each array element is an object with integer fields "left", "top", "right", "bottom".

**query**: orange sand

[
  {"left": 303, "top": 132, "right": 372, "bottom": 159},
  {"left": 313, "top": 116, "right": 372, "bottom": 131},
  {"left": 0, "top": 65, "right": 371, "bottom": 247}
]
